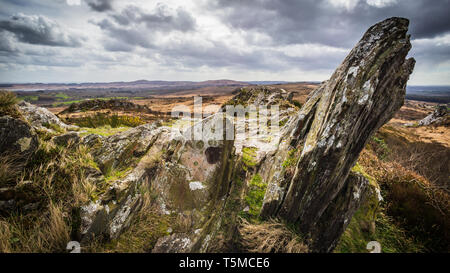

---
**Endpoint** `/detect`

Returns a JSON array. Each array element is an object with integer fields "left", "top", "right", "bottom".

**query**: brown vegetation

[{"left": 238, "top": 218, "right": 308, "bottom": 253}]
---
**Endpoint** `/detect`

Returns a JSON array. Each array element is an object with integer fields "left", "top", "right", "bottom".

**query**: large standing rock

[
  {"left": 0, "top": 116, "right": 38, "bottom": 161},
  {"left": 260, "top": 17, "right": 415, "bottom": 252}
]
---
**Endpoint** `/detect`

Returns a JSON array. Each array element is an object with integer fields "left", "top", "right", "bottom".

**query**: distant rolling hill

[
  {"left": 3, "top": 79, "right": 249, "bottom": 92},
  {"left": 406, "top": 86, "right": 450, "bottom": 103}
]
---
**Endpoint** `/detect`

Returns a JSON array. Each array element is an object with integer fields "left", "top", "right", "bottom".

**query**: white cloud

[
  {"left": 327, "top": 0, "right": 360, "bottom": 11},
  {"left": 0, "top": 0, "right": 449, "bottom": 84},
  {"left": 366, "top": 0, "right": 398, "bottom": 8},
  {"left": 66, "top": 0, "right": 81, "bottom": 6}
]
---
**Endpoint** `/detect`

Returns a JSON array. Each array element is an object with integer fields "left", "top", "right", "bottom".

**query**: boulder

[
  {"left": 52, "top": 132, "right": 80, "bottom": 147},
  {"left": 17, "top": 101, "right": 78, "bottom": 132},
  {"left": 418, "top": 105, "right": 449, "bottom": 126},
  {"left": 0, "top": 116, "right": 38, "bottom": 161}
]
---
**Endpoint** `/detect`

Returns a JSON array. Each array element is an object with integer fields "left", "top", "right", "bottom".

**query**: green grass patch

[
  {"left": 282, "top": 148, "right": 298, "bottom": 168},
  {"left": 292, "top": 100, "right": 302, "bottom": 108},
  {"left": 52, "top": 99, "right": 85, "bottom": 107},
  {"left": 242, "top": 147, "right": 258, "bottom": 171},
  {"left": 68, "top": 112, "right": 145, "bottom": 128},
  {"left": 335, "top": 209, "right": 424, "bottom": 253},
  {"left": 18, "top": 95, "right": 38, "bottom": 102},
  {"left": 42, "top": 122, "right": 66, "bottom": 134},
  {"left": 105, "top": 166, "right": 133, "bottom": 183},
  {"left": 242, "top": 174, "right": 267, "bottom": 220},
  {"left": 370, "top": 136, "right": 390, "bottom": 160},
  {"left": 55, "top": 93, "right": 70, "bottom": 100},
  {"left": 80, "top": 126, "right": 131, "bottom": 137}
]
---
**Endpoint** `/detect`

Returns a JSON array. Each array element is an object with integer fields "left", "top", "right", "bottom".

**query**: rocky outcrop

[
  {"left": 84, "top": 123, "right": 160, "bottom": 173},
  {"left": 1, "top": 17, "right": 414, "bottom": 253},
  {"left": 79, "top": 113, "right": 235, "bottom": 245},
  {"left": 418, "top": 105, "right": 449, "bottom": 126},
  {"left": 259, "top": 17, "right": 415, "bottom": 252},
  {"left": 18, "top": 101, "right": 78, "bottom": 132},
  {"left": 73, "top": 18, "right": 415, "bottom": 253}
]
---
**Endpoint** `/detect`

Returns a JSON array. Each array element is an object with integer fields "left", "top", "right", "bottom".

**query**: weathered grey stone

[
  {"left": 260, "top": 17, "right": 415, "bottom": 252},
  {"left": 79, "top": 114, "right": 235, "bottom": 245},
  {"left": 52, "top": 132, "right": 80, "bottom": 147},
  {"left": 418, "top": 105, "right": 448, "bottom": 126},
  {"left": 89, "top": 123, "right": 160, "bottom": 173},
  {"left": 310, "top": 172, "right": 370, "bottom": 252},
  {"left": 17, "top": 101, "right": 78, "bottom": 132},
  {"left": 152, "top": 233, "right": 195, "bottom": 253}
]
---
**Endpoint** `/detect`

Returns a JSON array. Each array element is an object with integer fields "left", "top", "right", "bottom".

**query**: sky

[{"left": 0, "top": 0, "right": 449, "bottom": 85}]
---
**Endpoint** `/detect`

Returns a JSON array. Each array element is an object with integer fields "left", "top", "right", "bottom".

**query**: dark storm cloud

[
  {"left": 94, "top": 4, "right": 196, "bottom": 51},
  {"left": 86, "top": 0, "right": 114, "bottom": 12},
  {"left": 206, "top": 0, "right": 450, "bottom": 47},
  {"left": 149, "top": 38, "right": 347, "bottom": 72},
  {"left": 0, "top": 13, "right": 82, "bottom": 47},
  {"left": 412, "top": 38, "right": 450, "bottom": 67},
  {"left": 156, "top": 41, "right": 277, "bottom": 69},
  {"left": 95, "top": 18, "right": 153, "bottom": 48},
  {"left": 109, "top": 4, "right": 196, "bottom": 32}
]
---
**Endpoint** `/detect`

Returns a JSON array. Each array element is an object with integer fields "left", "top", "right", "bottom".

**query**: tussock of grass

[
  {"left": 0, "top": 90, "right": 22, "bottom": 119},
  {"left": 0, "top": 140, "right": 103, "bottom": 252},
  {"left": 0, "top": 155, "right": 23, "bottom": 187},
  {"left": 0, "top": 202, "right": 70, "bottom": 253},
  {"left": 239, "top": 218, "right": 308, "bottom": 253}
]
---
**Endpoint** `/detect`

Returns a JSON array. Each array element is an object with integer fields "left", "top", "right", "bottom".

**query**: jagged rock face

[
  {"left": 418, "top": 105, "right": 449, "bottom": 126},
  {"left": 224, "top": 86, "right": 299, "bottom": 157},
  {"left": 260, "top": 17, "right": 415, "bottom": 252},
  {"left": 0, "top": 116, "right": 38, "bottom": 162},
  {"left": 86, "top": 123, "right": 160, "bottom": 173},
  {"left": 79, "top": 114, "right": 235, "bottom": 245},
  {"left": 17, "top": 101, "right": 78, "bottom": 132}
]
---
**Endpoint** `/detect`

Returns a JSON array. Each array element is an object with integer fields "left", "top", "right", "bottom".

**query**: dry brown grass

[
  {"left": 238, "top": 218, "right": 308, "bottom": 253},
  {"left": 0, "top": 155, "right": 23, "bottom": 187},
  {"left": 357, "top": 127, "right": 450, "bottom": 252},
  {"left": 0, "top": 140, "right": 101, "bottom": 253},
  {"left": 0, "top": 202, "right": 70, "bottom": 252}
]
